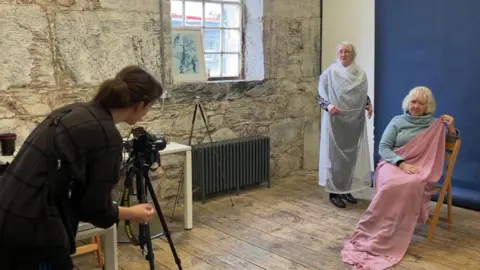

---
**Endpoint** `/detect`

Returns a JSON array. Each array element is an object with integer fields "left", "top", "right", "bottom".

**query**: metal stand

[
  {"left": 120, "top": 153, "right": 182, "bottom": 270},
  {"left": 171, "top": 96, "right": 234, "bottom": 218}
]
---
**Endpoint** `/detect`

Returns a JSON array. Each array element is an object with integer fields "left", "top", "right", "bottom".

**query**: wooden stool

[{"left": 72, "top": 235, "right": 104, "bottom": 268}]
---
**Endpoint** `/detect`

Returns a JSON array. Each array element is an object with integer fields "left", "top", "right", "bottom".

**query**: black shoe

[
  {"left": 341, "top": 193, "right": 358, "bottom": 204},
  {"left": 329, "top": 194, "right": 346, "bottom": 208}
]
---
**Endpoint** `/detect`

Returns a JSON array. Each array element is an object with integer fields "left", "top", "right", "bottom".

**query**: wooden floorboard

[{"left": 73, "top": 171, "right": 480, "bottom": 269}]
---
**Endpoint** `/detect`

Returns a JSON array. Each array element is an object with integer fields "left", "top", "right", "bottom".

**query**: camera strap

[
  {"left": 47, "top": 109, "right": 74, "bottom": 196},
  {"left": 46, "top": 108, "right": 77, "bottom": 254}
]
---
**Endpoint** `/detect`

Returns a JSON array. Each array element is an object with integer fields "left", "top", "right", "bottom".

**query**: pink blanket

[{"left": 341, "top": 119, "right": 446, "bottom": 270}]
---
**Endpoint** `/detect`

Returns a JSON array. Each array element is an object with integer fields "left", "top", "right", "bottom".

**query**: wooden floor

[{"left": 74, "top": 171, "right": 480, "bottom": 269}]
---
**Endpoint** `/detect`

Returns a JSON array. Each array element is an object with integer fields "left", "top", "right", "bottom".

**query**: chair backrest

[{"left": 444, "top": 136, "right": 461, "bottom": 182}]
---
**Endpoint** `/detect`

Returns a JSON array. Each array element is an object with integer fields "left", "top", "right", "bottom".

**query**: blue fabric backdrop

[{"left": 375, "top": 0, "right": 480, "bottom": 210}]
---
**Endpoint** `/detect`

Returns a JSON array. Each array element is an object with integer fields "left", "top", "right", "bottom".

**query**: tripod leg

[
  {"left": 139, "top": 223, "right": 156, "bottom": 269},
  {"left": 132, "top": 165, "right": 157, "bottom": 269},
  {"left": 197, "top": 104, "right": 214, "bottom": 143},
  {"left": 144, "top": 171, "right": 183, "bottom": 270},
  {"left": 172, "top": 171, "right": 185, "bottom": 220},
  {"left": 120, "top": 166, "right": 141, "bottom": 245},
  {"left": 187, "top": 104, "right": 198, "bottom": 146}
]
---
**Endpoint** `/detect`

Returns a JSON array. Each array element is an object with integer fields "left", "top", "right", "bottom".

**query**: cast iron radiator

[{"left": 192, "top": 135, "right": 271, "bottom": 203}]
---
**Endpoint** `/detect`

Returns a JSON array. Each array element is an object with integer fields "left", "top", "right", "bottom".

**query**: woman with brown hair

[{"left": 0, "top": 66, "right": 163, "bottom": 269}]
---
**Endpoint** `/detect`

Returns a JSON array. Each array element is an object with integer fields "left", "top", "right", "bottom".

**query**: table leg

[
  {"left": 103, "top": 225, "right": 118, "bottom": 270},
  {"left": 184, "top": 150, "right": 193, "bottom": 229}
]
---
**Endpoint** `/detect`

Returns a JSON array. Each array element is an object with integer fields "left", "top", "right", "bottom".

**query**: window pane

[
  {"left": 170, "top": 0, "right": 183, "bottom": 26},
  {"left": 206, "top": 54, "right": 221, "bottom": 77},
  {"left": 223, "top": 4, "right": 241, "bottom": 28},
  {"left": 222, "top": 54, "right": 240, "bottom": 77},
  {"left": 222, "top": 29, "right": 241, "bottom": 52},
  {"left": 204, "top": 3, "right": 222, "bottom": 27},
  {"left": 203, "top": 28, "right": 221, "bottom": 52},
  {"left": 185, "top": 1, "right": 202, "bottom": 26}
]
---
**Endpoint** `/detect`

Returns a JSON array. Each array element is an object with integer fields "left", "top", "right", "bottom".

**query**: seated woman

[{"left": 341, "top": 86, "right": 459, "bottom": 270}]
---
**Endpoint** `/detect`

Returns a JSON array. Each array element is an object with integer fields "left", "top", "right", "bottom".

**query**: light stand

[{"left": 171, "top": 96, "right": 234, "bottom": 218}]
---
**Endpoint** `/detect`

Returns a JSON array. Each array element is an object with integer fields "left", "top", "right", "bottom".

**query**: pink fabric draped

[{"left": 341, "top": 119, "right": 446, "bottom": 270}]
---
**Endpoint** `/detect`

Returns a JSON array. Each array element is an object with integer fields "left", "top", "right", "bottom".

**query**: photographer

[{"left": 0, "top": 66, "right": 163, "bottom": 269}]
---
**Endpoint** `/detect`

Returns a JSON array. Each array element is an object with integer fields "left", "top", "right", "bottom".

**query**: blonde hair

[
  {"left": 401, "top": 86, "right": 436, "bottom": 115},
  {"left": 336, "top": 42, "right": 356, "bottom": 61}
]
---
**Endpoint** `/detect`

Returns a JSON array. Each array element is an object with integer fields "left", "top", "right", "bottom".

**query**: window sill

[
  {"left": 207, "top": 78, "right": 244, "bottom": 83},
  {"left": 170, "top": 78, "right": 265, "bottom": 88},
  {"left": 206, "top": 76, "right": 264, "bottom": 84}
]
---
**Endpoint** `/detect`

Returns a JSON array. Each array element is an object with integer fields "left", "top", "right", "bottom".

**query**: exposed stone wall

[{"left": 0, "top": 0, "right": 321, "bottom": 199}]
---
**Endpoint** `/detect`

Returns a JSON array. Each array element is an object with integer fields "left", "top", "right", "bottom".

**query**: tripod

[
  {"left": 120, "top": 151, "right": 182, "bottom": 270},
  {"left": 171, "top": 96, "right": 234, "bottom": 218}
]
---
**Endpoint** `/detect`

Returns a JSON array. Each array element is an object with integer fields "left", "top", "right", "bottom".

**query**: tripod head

[
  {"left": 124, "top": 126, "right": 167, "bottom": 168},
  {"left": 194, "top": 96, "right": 201, "bottom": 105}
]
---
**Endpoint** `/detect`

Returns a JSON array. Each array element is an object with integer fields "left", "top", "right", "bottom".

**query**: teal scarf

[{"left": 402, "top": 112, "right": 436, "bottom": 126}]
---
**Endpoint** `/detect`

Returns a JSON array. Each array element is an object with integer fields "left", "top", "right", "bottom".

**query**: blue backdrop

[{"left": 375, "top": 0, "right": 480, "bottom": 210}]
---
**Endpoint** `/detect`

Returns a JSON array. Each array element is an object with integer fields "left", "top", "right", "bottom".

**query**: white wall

[{"left": 321, "top": 0, "right": 375, "bottom": 170}]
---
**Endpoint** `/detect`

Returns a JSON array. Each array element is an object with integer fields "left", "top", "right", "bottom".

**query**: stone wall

[{"left": 0, "top": 0, "right": 321, "bottom": 199}]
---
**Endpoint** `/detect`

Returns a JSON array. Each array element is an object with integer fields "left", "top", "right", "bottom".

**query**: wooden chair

[
  {"left": 72, "top": 235, "right": 104, "bottom": 268},
  {"left": 426, "top": 136, "right": 461, "bottom": 241}
]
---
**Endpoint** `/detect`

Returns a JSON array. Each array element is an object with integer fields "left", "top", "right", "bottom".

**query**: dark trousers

[{"left": 4, "top": 261, "right": 57, "bottom": 270}]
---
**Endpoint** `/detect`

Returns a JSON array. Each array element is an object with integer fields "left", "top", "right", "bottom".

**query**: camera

[{"left": 124, "top": 126, "right": 167, "bottom": 167}]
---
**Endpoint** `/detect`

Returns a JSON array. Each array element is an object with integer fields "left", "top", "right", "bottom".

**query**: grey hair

[
  {"left": 336, "top": 42, "right": 356, "bottom": 61},
  {"left": 401, "top": 86, "right": 436, "bottom": 115}
]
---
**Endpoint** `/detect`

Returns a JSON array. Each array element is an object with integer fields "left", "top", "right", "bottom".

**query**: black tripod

[
  {"left": 171, "top": 96, "right": 234, "bottom": 218},
  {"left": 120, "top": 151, "right": 182, "bottom": 270}
]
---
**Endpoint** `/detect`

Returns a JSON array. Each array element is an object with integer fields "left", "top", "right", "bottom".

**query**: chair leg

[
  {"left": 447, "top": 184, "right": 453, "bottom": 231},
  {"left": 427, "top": 191, "right": 446, "bottom": 241},
  {"left": 93, "top": 236, "right": 104, "bottom": 267}
]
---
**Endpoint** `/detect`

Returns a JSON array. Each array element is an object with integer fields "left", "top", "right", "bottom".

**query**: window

[{"left": 170, "top": 0, "right": 243, "bottom": 79}]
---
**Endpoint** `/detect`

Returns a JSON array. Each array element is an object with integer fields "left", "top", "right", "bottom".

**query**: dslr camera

[{"left": 124, "top": 126, "right": 167, "bottom": 167}]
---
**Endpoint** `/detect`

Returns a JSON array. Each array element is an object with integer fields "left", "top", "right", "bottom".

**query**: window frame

[{"left": 171, "top": 0, "right": 245, "bottom": 81}]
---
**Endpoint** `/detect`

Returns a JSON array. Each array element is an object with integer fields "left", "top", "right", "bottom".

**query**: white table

[
  {"left": 159, "top": 142, "right": 193, "bottom": 229},
  {"left": 123, "top": 142, "right": 193, "bottom": 230},
  {"left": 76, "top": 223, "right": 118, "bottom": 270}
]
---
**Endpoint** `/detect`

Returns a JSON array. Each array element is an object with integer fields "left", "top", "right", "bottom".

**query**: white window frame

[{"left": 171, "top": 0, "right": 244, "bottom": 80}]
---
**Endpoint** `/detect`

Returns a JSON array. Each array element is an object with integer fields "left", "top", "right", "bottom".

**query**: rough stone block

[
  {"left": 303, "top": 116, "right": 320, "bottom": 170},
  {"left": 301, "top": 18, "right": 321, "bottom": 77},
  {"left": 268, "top": 118, "right": 302, "bottom": 148},
  {"left": 54, "top": 11, "right": 162, "bottom": 85},
  {"left": 0, "top": 4, "right": 55, "bottom": 90},
  {"left": 100, "top": 0, "right": 160, "bottom": 12},
  {"left": 2, "top": 92, "right": 52, "bottom": 117},
  {"left": 264, "top": 0, "right": 320, "bottom": 18},
  {"left": 286, "top": 93, "right": 316, "bottom": 118},
  {"left": 273, "top": 145, "right": 303, "bottom": 177}
]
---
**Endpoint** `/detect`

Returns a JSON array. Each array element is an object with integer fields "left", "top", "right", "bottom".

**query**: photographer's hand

[
  {"left": 131, "top": 204, "right": 156, "bottom": 223},
  {"left": 119, "top": 204, "right": 156, "bottom": 223}
]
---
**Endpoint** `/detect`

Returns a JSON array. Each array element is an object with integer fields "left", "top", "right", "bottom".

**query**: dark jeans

[{"left": 4, "top": 262, "right": 57, "bottom": 270}]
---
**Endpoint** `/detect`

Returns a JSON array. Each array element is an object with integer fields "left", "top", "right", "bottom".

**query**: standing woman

[
  {"left": 0, "top": 66, "right": 161, "bottom": 269},
  {"left": 316, "top": 42, "right": 373, "bottom": 208}
]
